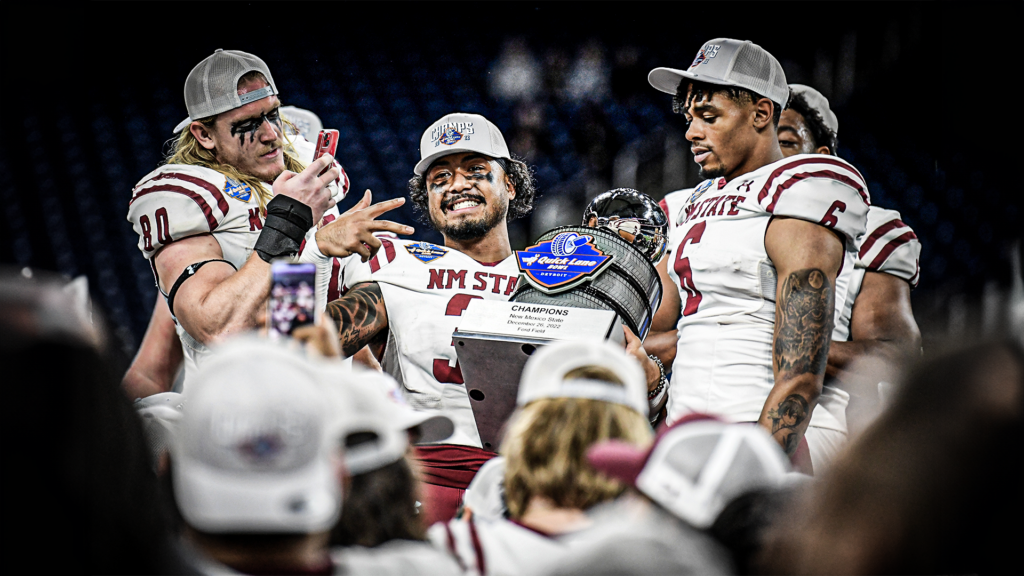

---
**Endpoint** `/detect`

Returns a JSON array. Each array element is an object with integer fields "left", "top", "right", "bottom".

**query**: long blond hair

[
  {"left": 501, "top": 366, "right": 653, "bottom": 519},
  {"left": 163, "top": 104, "right": 306, "bottom": 215}
]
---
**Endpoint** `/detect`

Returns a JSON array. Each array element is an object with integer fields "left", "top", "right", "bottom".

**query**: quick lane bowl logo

[
  {"left": 687, "top": 179, "right": 716, "bottom": 205},
  {"left": 432, "top": 121, "right": 476, "bottom": 148},
  {"left": 691, "top": 43, "right": 722, "bottom": 67},
  {"left": 224, "top": 178, "right": 253, "bottom": 202},
  {"left": 405, "top": 242, "right": 448, "bottom": 263},
  {"left": 517, "top": 232, "right": 614, "bottom": 293}
]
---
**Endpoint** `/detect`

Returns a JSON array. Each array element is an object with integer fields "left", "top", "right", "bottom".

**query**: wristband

[{"left": 254, "top": 195, "right": 314, "bottom": 262}]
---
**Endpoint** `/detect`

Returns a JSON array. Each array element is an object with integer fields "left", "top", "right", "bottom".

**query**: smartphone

[
  {"left": 313, "top": 129, "right": 339, "bottom": 177},
  {"left": 268, "top": 261, "right": 317, "bottom": 339}
]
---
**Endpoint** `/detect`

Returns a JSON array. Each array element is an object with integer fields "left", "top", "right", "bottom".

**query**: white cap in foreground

[
  {"left": 172, "top": 335, "right": 347, "bottom": 534},
  {"left": 517, "top": 339, "right": 649, "bottom": 417}
]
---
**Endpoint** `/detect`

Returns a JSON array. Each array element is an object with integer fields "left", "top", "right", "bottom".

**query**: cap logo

[
  {"left": 690, "top": 44, "right": 721, "bottom": 68},
  {"left": 432, "top": 121, "right": 476, "bottom": 148},
  {"left": 516, "top": 232, "right": 614, "bottom": 293}
]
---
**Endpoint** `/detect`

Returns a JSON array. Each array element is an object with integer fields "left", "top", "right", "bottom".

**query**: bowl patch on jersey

[
  {"left": 224, "top": 178, "right": 253, "bottom": 202},
  {"left": 405, "top": 242, "right": 448, "bottom": 263},
  {"left": 516, "top": 232, "right": 614, "bottom": 293}
]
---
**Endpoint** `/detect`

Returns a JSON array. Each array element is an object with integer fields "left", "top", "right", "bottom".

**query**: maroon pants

[{"left": 415, "top": 444, "right": 496, "bottom": 526}]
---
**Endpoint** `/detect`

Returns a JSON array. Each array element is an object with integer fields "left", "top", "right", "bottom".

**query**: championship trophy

[{"left": 454, "top": 188, "right": 668, "bottom": 449}]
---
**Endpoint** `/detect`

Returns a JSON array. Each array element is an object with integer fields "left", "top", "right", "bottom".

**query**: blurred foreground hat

[
  {"left": 649, "top": 38, "right": 789, "bottom": 108},
  {"left": 462, "top": 456, "right": 507, "bottom": 521},
  {"left": 322, "top": 366, "right": 454, "bottom": 475},
  {"left": 588, "top": 416, "right": 791, "bottom": 528},
  {"left": 415, "top": 112, "right": 511, "bottom": 175},
  {"left": 788, "top": 84, "right": 839, "bottom": 135},
  {"left": 518, "top": 340, "right": 649, "bottom": 417},
  {"left": 184, "top": 49, "right": 278, "bottom": 120},
  {"left": 173, "top": 335, "right": 346, "bottom": 534}
]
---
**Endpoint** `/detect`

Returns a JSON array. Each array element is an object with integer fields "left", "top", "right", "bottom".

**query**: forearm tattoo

[
  {"left": 774, "top": 268, "right": 833, "bottom": 379},
  {"left": 325, "top": 283, "right": 387, "bottom": 357},
  {"left": 769, "top": 268, "right": 834, "bottom": 455}
]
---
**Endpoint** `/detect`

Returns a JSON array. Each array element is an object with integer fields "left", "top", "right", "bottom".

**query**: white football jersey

[
  {"left": 833, "top": 206, "right": 921, "bottom": 341},
  {"left": 343, "top": 239, "right": 521, "bottom": 448},
  {"left": 126, "top": 135, "right": 349, "bottom": 386},
  {"left": 428, "top": 516, "right": 569, "bottom": 576},
  {"left": 664, "top": 154, "right": 870, "bottom": 432}
]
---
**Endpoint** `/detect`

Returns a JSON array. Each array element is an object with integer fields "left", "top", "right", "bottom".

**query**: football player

[
  {"left": 124, "top": 49, "right": 411, "bottom": 396},
  {"left": 779, "top": 85, "right": 922, "bottom": 380},
  {"left": 324, "top": 112, "right": 663, "bottom": 524},
  {"left": 647, "top": 38, "right": 871, "bottom": 471}
]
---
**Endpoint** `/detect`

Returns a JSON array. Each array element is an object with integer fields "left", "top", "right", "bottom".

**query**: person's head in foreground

[
  {"left": 325, "top": 366, "right": 454, "bottom": 548},
  {"left": 760, "top": 339, "right": 1024, "bottom": 575},
  {"left": 648, "top": 38, "right": 788, "bottom": 181},
  {"left": 501, "top": 339, "right": 653, "bottom": 532},
  {"left": 171, "top": 335, "right": 348, "bottom": 574},
  {"left": 407, "top": 112, "right": 536, "bottom": 244}
]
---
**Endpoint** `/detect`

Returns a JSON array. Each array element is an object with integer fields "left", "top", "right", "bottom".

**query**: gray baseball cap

[
  {"left": 649, "top": 38, "right": 789, "bottom": 108},
  {"left": 789, "top": 84, "right": 839, "bottom": 135},
  {"left": 415, "top": 113, "right": 511, "bottom": 176},
  {"left": 184, "top": 49, "right": 279, "bottom": 120}
]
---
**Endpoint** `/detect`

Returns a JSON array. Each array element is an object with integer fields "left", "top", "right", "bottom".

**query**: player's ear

[
  {"left": 752, "top": 98, "right": 774, "bottom": 131},
  {"left": 504, "top": 172, "right": 516, "bottom": 199},
  {"left": 189, "top": 121, "right": 217, "bottom": 151},
  {"left": 815, "top": 145, "right": 833, "bottom": 155}
]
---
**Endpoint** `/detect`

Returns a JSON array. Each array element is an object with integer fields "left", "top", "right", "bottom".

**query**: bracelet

[
  {"left": 254, "top": 195, "right": 314, "bottom": 262},
  {"left": 647, "top": 354, "right": 667, "bottom": 400}
]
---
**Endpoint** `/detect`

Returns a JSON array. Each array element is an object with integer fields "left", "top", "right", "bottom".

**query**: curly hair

[
  {"left": 407, "top": 156, "right": 537, "bottom": 228},
  {"left": 673, "top": 79, "right": 782, "bottom": 128},
  {"left": 784, "top": 88, "right": 839, "bottom": 155}
]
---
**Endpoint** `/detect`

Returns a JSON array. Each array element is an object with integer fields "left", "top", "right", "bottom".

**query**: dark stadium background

[{"left": 2, "top": 3, "right": 1020, "bottom": 361}]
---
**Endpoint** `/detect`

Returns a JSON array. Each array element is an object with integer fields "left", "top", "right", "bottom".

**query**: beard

[
  {"left": 698, "top": 162, "right": 726, "bottom": 180},
  {"left": 435, "top": 197, "right": 508, "bottom": 241}
]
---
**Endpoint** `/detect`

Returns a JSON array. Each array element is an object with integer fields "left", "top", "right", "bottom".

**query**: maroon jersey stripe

[
  {"left": 468, "top": 518, "right": 487, "bottom": 576},
  {"left": 383, "top": 238, "right": 397, "bottom": 263},
  {"left": 858, "top": 218, "right": 910, "bottom": 259},
  {"left": 757, "top": 157, "right": 868, "bottom": 205},
  {"left": 369, "top": 254, "right": 381, "bottom": 273},
  {"left": 131, "top": 184, "right": 218, "bottom": 231},
  {"left": 867, "top": 230, "right": 918, "bottom": 270},
  {"left": 327, "top": 258, "right": 342, "bottom": 302},
  {"left": 133, "top": 172, "right": 231, "bottom": 216},
  {"left": 765, "top": 169, "right": 868, "bottom": 213}
]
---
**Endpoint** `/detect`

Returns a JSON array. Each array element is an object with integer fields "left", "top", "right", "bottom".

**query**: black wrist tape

[{"left": 254, "top": 195, "right": 314, "bottom": 262}]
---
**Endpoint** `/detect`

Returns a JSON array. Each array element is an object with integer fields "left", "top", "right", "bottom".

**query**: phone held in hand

[
  {"left": 268, "top": 261, "right": 317, "bottom": 339},
  {"left": 313, "top": 129, "right": 339, "bottom": 177}
]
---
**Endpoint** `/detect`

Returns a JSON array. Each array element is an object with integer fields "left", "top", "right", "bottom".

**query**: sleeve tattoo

[
  {"left": 324, "top": 283, "right": 388, "bottom": 357},
  {"left": 769, "top": 268, "right": 834, "bottom": 453}
]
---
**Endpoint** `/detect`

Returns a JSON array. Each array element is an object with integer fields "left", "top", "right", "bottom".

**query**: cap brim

[
  {"left": 172, "top": 117, "right": 192, "bottom": 135},
  {"left": 586, "top": 440, "right": 652, "bottom": 486},
  {"left": 648, "top": 67, "right": 740, "bottom": 96},
  {"left": 403, "top": 411, "right": 454, "bottom": 444}
]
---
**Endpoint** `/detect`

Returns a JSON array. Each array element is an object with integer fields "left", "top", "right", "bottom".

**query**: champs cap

[
  {"left": 415, "top": 112, "right": 511, "bottom": 176},
  {"left": 184, "top": 49, "right": 278, "bottom": 120},
  {"left": 321, "top": 366, "right": 454, "bottom": 475},
  {"left": 517, "top": 340, "right": 649, "bottom": 417},
  {"left": 789, "top": 84, "right": 839, "bottom": 135},
  {"left": 588, "top": 416, "right": 791, "bottom": 528},
  {"left": 649, "top": 38, "right": 789, "bottom": 108},
  {"left": 172, "top": 336, "right": 347, "bottom": 534}
]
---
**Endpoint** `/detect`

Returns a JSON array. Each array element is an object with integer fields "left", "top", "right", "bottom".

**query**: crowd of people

[{"left": 4, "top": 37, "right": 1021, "bottom": 575}]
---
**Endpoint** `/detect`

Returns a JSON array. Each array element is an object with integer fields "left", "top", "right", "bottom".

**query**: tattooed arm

[
  {"left": 761, "top": 217, "right": 845, "bottom": 455},
  {"left": 324, "top": 282, "right": 389, "bottom": 357}
]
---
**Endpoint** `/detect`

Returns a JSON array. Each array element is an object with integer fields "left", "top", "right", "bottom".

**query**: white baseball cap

[
  {"left": 172, "top": 335, "right": 347, "bottom": 534},
  {"left": 414, "top": 112, "right": 511, "bottom": 176},
  {"left": 789, "top": 84, "right": 839, "bottom": 135},
  {"left": 184, "top": 49, "right": 278, "bottom": 120},
  {"left": 588, "top": 415, "right": 792, "bottom": 528},
  {"left": 517, "top": 340, "right": 649, "bottom": 417},
  {"left": 321, "top": 366, "right": 454, "bottom": 475},
  {"left": 649, "top": 38, "right": 789, "bottom": 108},
  {"left": 462, "top": 456, "right": 508, "bottom": 521}
]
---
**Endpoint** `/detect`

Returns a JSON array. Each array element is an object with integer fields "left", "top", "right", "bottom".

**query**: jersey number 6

[{"left": 673, "top": 221, "right": 706, "bottom": 316}]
